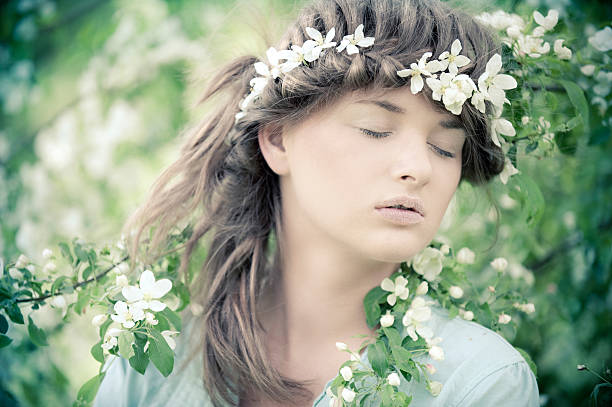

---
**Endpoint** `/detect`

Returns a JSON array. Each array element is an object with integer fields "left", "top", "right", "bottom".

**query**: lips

[{"left": 375, "top": 196, "right": 426, "bottom": 217}]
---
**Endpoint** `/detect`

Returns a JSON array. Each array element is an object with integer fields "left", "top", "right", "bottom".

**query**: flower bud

[
  {"left": 340, "top": 366, "right": 353, "bottom": 381},
  {"left": 91, "top": 314, "right": 107, "bottom": 327},
  {"left": 580, "top": 64, "right": 595, "bottom": 76},
  {"left": 380, "top": 311, "right": 394, "bottom": 328},
  {"left": 52, "top": 295, "right": 66, "bottom": 309},
  {"left": 490, "top": 257, "right": 508, "bottom": 271},
  {"left": 387, "top": 372, "right": 401, "bottom": 386},
  {"left": 15, "top": 254, "right": 29, "bottom": 269},
  {"left": 115, "top": 275, "right": 129, "bottom": 287},
  {"left": 43, "top": 262, "right": 57, "bottom": 274},
  {"left": 449, "top": 286, "right": 463, "bottom": 299},
  {"left": 427, "top": 381, "right": 443, "bottom": 396},
  {"left": 440, "top": 244, "right": 450, "bottom": 255},
  {"left": 341, "top": 388, "right": 355, "bottom": 403},
  {"left": 425, "top": 363, "right": 437, "bottom": 375},
  {"left": 335, "top": 342, "right": 348, "bottom": 351},
  {"left": 456, "top": 248, "right": 475, "bottom": 264},
  {"left": 429, "top": 345, "right": 444, "bottom": 361},
  {"left": 461, "top": 310, "right": 474, "bottom": 321},
  {"left": 416, "top": 281, "right": 428, "bottom": 295},
  {"left": 8, "top": 267, "right": 22, "bottom": 280},
  {"left": 498, "top": 313, "right": 512, "bottom": 324},
  {"left": 42, "top": 248, "right": 53, "bottom": 259},
  {"left": 577, "top": 364, "right": 587, "bottom": 371},
  {"left": 488, "top": 285, "right": 496, "bottom": 293}
]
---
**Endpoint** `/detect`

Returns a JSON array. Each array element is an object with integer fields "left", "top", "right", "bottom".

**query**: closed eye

[{"left": 359, "top": 128, "right": 456, "bottom": 158}]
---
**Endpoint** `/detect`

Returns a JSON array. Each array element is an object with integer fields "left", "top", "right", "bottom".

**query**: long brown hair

[{"left": 125, "top": 0, "right": 505, "bottom": 405}]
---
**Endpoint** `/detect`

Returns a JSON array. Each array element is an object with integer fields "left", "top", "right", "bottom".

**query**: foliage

[{"left": 0, "top": 0, "right": 610, "bottom": 406}]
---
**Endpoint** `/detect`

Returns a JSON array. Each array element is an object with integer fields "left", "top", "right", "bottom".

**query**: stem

[{"left": 15, "top": 255, "right": 129, "bottom": 304}]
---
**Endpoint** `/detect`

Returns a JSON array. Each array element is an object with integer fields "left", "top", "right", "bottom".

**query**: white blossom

[
  {"left": 456, "top": 247, "right": 475, "bottom": 264},
  {"left": 449, "top": 286, "right": 464, "bottom": 299},
  {"left": 459, "top": 309, "right": 474, "bottom": 321},
  {"left": 116, "top": 274, "right": 129, "bottom": 288},
  {"left": 580, "top": 64, "right": 596, "bottom": 76},
  {"left": 425, "top": 363, "right": 437, "bottom": 375},
  {"left": 475, "top": 54, "right": 517, "bottom": 111},
  {"left": 341, "top": 388, "right": 356, "bottom": 403},
  {"left": 15, "top": 254, "right": 29, "bottom": 269},
  {"left": 426, "top": 72, "right": 476, "bottom": 115},
  {"left": 114, "top": 263, "right": 129, "bottom": 274},
  {"left": 380, "top": 275, "right": 409, "bottom": 306},
  {"left": 42, "top": 262, "right": 57, "bottom": 274},
  {"left": 304, "top": 27, "right": 337, "bottom": 61},
  {"left": 101, "top": 328, "right": 122, "bottom": 352},
  {"left": 498, "top": 313, "right": 512, "bottom": 324},
  {"left": 553, "top": 39, "right": 572, "bottom": 60},
  {"left": 514, "top": 302, "right": 536, "bottom": 314},
  {"left": 515, "top": 35, "right": 550, "bottom": 58},
  {"left": 335, "top": 342, "right": 348, "bottom": 351},
  {"left": 340, "top": 366, "right": 353, "bottom": 381},
  {"left": 110, "top": 300, "right": 145, "bottom": 329},
  {"left": 91, "top": 314, "right": 107, "bottom": 327},
  {"left": 475, "top": 10, "right": 525, "bottom": 33},
  {"left": 588, "top": 26, "right": 612, "bottom": 52},
  {"left": 491, "top": 117, "right": 516, "bottom": 147},
  {"left": 499, "top": 157, "right": 520, "bottom": 184},
  {"left": 277, "top": 45, "right": 307, "bottom": 72},
  {"left": 438, "top": 39, "right": 471, "bottom": 75},
  {"left": 380, "top": 310, "right": 395, "bottom": 328},
  {"left": 387, "top": 372, "right": 401, "bottom": 386},
  {"left": 491, "top": 257, "right": 509, "bottom": 271},
  {"left": 336, "top": 24, "right": 375, "bottom": 55},
  {"left": 402, "top": 296, "right": 435, "bottom": 341},
  {"left": 416, "top": 281, "right": 429, "bottom": 296},
  {"left": 533, "top": 10, "right": 559, "bottom": 32},
  {"left": 122, "top": 269, "right": 172, "bottom": 312},
  {"left": 8, "top": 268, "right": 22, "bottom": 280},
  {"left": 427, "top": 381, "right": 443, "bottom": 396},
  {"left": 397, "top": 52, "right": 443, "bottom": 94},
  {"left": 145, "top": 312, "right": 158, "bottom": 325},
  {"left": 411, "top": 247, "right": 444, "bottom": 282},
  {"left": 429, "top": 345, "right": 445, "bottom": 361},
  {"left": 42, "top": 248, "right": 53, "bottom": 259}
]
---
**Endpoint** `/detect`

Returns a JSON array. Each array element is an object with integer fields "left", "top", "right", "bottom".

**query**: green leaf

[
  {"left": 91, "top": 341, "right": 104, "bottom": 363},
  {"left": 5, "top": 302, "right": 24, "bottom": 324},
  {"left": 82, "top": 266, "right": 94, "bottom": 281},
  {"left": 74, "top": 244, "right": 89, "bottom": 265},
  {"left": 74, "top": 290, "right": 91, "bottom": 315},
  {"left": 58, "top": 242, "right": 74, "bottom": 264},
  {"left": 0, "top": 314, "right": 8, "bottom": 334},
  {"left": 76, "top": 372, "right": 105, "bottom": 403},
  {"left": 147, "top": 329, "right": 174, "bottom": 377},
  {"left": 382, "top": 327, "right": 402, "bottom": 348},
  {"left": 367, "top": 340, "right": 389, "bottom": 377},
  {"left": 0, "top": 334, "right": 12, "bottom": 348},
  {"left": 118, "top": 331, "right": 136, "bottom": 360},
  {"left": 160, "top": 307, "right": 181, "bottom": 331},
  {"left": 128, "top": 339, "right": 149, "bottom": 375},
  {"left": 27, "top": 315, "right": 48, "bottom": 346},
  {"left": 516, "top": 347, "right": 537, "bottom": 377},
  {"left": 363, "top": 286, "right": 387, "bottom": 329},
  {"left": 558, "top": 79, "right": 590, "bottom": 135},
  {"left": 51, "top": 276, "right": 71, "bottom": 295},
  {"left": 380, "top": 384, "right": 394, "bottom": 407},
  {"left": 508, "top": 174, "right": 545, "bottom": 227}
]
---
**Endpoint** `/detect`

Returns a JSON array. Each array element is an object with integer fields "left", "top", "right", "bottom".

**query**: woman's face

[{"left": 262, "top": 86, "right": 466, "bottom": 263}]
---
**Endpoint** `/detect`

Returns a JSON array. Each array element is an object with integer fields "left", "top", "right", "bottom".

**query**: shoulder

[
  {"left": 93, "top": 317, "right": 215, "bottom": 407},
  {"left": 422, "top": 305, "right": 539, "bottom": 407}
]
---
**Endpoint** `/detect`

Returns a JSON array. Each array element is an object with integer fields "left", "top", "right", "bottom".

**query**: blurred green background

[{"left": 0, "top": 0, "right": 610, "bottom": 406}]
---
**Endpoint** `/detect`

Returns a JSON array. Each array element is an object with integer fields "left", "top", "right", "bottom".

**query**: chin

[{"left": 362, "top": 242, "right": 430, "bottom": 264}]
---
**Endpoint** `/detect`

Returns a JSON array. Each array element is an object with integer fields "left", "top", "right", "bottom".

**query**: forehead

[{"left": 332, "top": 87, "right": 465, "bottom": 130}]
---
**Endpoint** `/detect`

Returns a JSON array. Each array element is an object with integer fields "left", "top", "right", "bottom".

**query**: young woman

[{"left": 95, "top": 0, "right": 539, "bottom": 405}]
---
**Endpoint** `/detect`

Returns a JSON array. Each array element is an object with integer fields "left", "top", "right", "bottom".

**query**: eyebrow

[{"left": 355, "top": 99, "right": 466, "bottom": 131}]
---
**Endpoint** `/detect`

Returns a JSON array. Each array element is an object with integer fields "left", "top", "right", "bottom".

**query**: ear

[{"left": 258, "top": 124, "right": 290, "bottom": 175}]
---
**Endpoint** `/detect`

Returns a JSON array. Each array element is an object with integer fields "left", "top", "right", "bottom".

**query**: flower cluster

[
  {"left": 93, "top": 269, "right": 173, "bottom": 353},
  {"left": 235, "top": 24, "right": 374, "bottom": 122}
]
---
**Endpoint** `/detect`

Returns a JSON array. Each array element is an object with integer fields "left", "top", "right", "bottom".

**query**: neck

[{"left": 259, "top": 206, "right": 399, "bottom": 366}]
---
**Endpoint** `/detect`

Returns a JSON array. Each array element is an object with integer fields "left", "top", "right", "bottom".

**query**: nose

[{"left": 390, "top": 139, "right": 433, "bottom": 186}]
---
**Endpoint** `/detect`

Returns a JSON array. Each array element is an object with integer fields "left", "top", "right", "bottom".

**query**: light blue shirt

[{"left": 95, "top": 304, "right": 539, "bottom": 407}]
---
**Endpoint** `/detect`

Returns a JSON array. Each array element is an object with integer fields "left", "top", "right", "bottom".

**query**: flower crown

[{"left": 235, "top": 23, "right": 518, "bottom": 150}]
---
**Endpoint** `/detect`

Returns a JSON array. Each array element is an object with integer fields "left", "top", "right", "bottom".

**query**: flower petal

[
  {"left": 122, "top": 285, "right": 143, "bottom": 302},
  {"left": 148, "top": 300, "right": 167, "bottom": 312},
  {"left": 493, "top": 74, "right": 517, "bottom": 90},
  {"left": 139, "top": 270, "right": 155, "bottom": 290},
  {"left": 381, "top": 278, "right": 395, "bottom": 292}
]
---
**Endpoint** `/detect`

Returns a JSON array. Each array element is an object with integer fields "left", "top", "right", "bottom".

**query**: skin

[{"left": 249, "top": 86, "right": 466, "bottom": 407}]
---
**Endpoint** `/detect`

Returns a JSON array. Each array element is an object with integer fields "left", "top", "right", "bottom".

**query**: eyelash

[{"left": 359, "top": 128, "right": 456, "bottom": 158}]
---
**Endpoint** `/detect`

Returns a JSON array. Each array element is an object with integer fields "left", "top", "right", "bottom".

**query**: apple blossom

[
  {"left": 341, "top": 388, "right": 356, "bottom": 403},
  {"left": 498, "top": 313, "right": 512, "bottom": 324},
  {"left": 380, "top": 275, "right": 409, "bottom": 306},
  {"left": 340, "top": 366, "right": 353, "bottom": 381},
  {"left": 42, "top": 248, "right": 53, "bottom": 259},
  {"left": 456, "top": 247, "right": 475, "bottom": 264},
  {"left": 438, "top": 39, "right": 471, "bottom": 75},
  {"left": 416, "top": 281, "right": 429, "bottom": 296},
  {"left": 491, "top": 257, "right": 509, "bottom": 271},
  {"left": 387, "top": 372, "right": 401, "bottom": 386},
  {"left": 427, "top": 381, "right": 443, "bottom": 396},
  {"left": 91, "top": 314, "right": 107, "bottom": 327},
  {"left": 425, "top": 363, "right": 437, "bottom": 375},
  {"left": 554, "top": 39, "right": 572, "bottom": 60},
  {"left": 380, "top": 310, "right": 395, "bottom": 328},
  {"left": 397, "top": 52, "right": 444, "bottom": 94},
  {"left": 122, "top": 269, "right": 172, "bottom": 312},
  {"left": 336, "top": 24, "right": 374, "bottom": 55},
  {"left": 411, "top": 247, "right": 444, "bottom": 282},
  {"left": 449, "top": 286, "right": 464, "bottom": 299}
]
